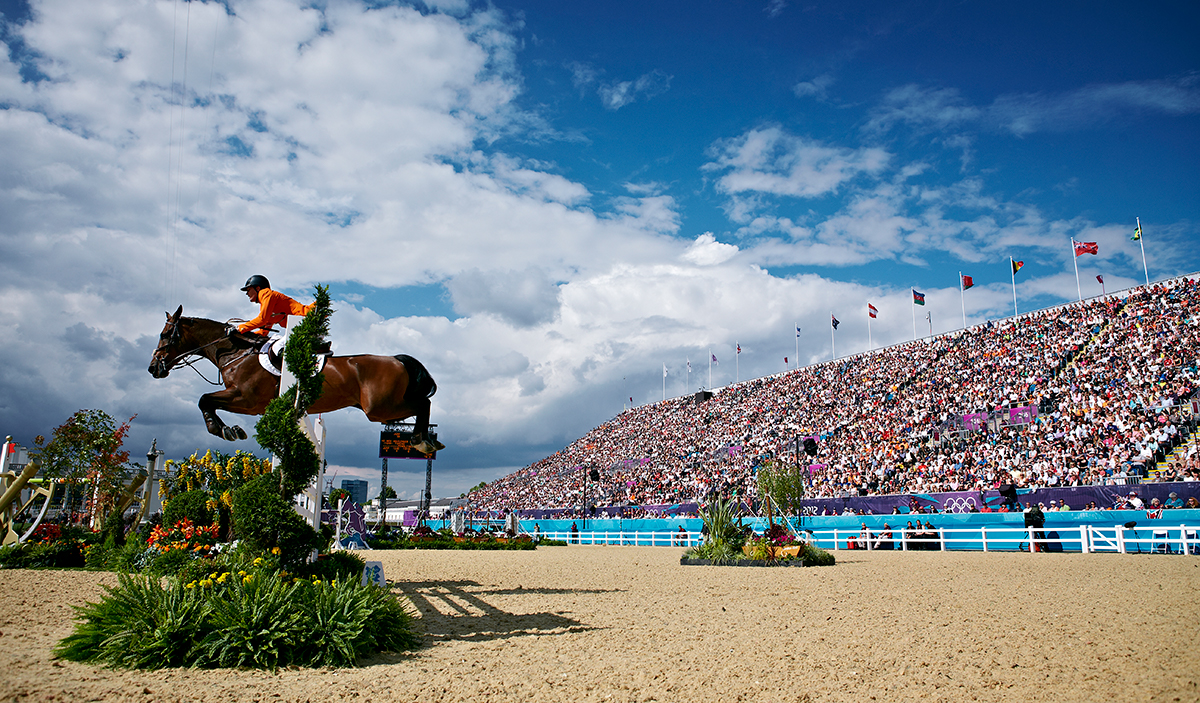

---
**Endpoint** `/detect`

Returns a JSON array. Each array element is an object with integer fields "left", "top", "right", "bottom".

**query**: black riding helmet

[{"left": 240, "top": 274, "right": 270, "bottom": 291}]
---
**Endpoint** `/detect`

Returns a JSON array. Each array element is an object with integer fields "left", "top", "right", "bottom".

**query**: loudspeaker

[
  {"left": 803, "top": 438, "right": 818, "bottom": 456},
  {"left": 589, "top": 469, "right": 601, "bottom": 481},
  {"left": 694, "top": 390, "right": 713, "bottom": 405}
]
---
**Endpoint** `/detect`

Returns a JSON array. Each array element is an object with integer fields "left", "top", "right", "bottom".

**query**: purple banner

[
  {"left": 962, "top": 413, "right": 987, "bottom": 431},
  {"left": 1009, "top": 405, "right": 1037, "bottom": 425}
]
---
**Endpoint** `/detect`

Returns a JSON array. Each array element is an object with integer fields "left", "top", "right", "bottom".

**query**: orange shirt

[{"left": 238, "top": 288, "right": 314, "bottom": 335}]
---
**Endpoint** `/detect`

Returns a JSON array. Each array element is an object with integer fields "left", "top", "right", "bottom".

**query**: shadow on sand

[{"left": 389, "top": 579, "right": 617, "bottom": 644}]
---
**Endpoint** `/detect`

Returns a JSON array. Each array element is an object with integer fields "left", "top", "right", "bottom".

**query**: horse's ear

[{"left": 171, "top": 305, "right": 183, "bottom": 321}]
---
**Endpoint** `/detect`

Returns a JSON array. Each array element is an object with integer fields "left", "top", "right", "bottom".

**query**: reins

[{"left": 159, "top": 318, "right": 258, "bottom": 386}]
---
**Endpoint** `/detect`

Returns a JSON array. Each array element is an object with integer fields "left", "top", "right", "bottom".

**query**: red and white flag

[
  {"left": 1074, "top": 241, "right": 1099, "bottom": 256},
  {"left": 868, "top": 303, "right": 878, "bottom": 319},
  {"left": 961, "top": 274, "right": 974, "bottom": 290}
]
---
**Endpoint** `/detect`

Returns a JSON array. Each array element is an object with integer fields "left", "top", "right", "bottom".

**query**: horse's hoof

[
  {"left": 234, "top": 426, "right": 247, "bottom": 440},
  {"left": 221, "top": 427, "right": 239, "bottom": 441}
]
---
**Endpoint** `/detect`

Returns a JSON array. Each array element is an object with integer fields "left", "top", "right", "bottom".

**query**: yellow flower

[
  {"left": 238, "top": 570, "right": 247, "bottom": 577},
  {"left": 253, "top": 557, "right": 263, "bottom": 566},
  {"left": 185, "top": 581, "right": 196, "bottom": 589},
  {"left": 243, "top": 575, "right": 253, "bottom": 584},
  {"left": 271, "top": 547, "right": 281, "bottom": 556},
  {"left": 209, "top": 572, "right": 219, "bottom": 579},
  {"left": 217, "top": 572, "right": 229, "bottom": 583},
  {"left": 200, "top": 579, "right": 213, "bottom": 588}
]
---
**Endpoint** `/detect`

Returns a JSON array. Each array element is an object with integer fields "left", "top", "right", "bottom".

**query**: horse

[{"left": 148, "top": 306, "right": 445, "bottom": 454}]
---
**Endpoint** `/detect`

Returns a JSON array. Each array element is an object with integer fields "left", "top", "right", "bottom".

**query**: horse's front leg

[{"left": 199, "top": 390, "right": 249, "bottom": 441}]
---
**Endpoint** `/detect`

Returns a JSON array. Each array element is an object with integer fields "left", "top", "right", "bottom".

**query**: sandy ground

[{"left": 1, "top": 547, "right": 1198, "bottom": 703}]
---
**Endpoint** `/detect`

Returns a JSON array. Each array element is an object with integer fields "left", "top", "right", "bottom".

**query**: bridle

[{"left": 152, "top": 317, "right": 254, "bottom": 385}]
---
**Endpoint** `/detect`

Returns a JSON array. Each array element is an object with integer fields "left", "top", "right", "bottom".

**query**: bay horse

[{"left": 148, "top": 306, "right": 445, "bottom": 454}]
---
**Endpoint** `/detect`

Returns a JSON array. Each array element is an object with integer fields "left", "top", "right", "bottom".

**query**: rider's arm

[{"left": 238, "top": 289, "right": 285, "bottom": 334}]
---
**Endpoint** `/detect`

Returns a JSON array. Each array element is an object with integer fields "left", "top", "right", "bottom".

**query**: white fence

[{"left": 534, "top": 524, "right": 1200, "bottom": 554}]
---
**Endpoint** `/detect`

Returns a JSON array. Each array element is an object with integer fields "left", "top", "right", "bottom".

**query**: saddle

[{"left": 256, "top": 336, "right": 332, "bottom": 377}]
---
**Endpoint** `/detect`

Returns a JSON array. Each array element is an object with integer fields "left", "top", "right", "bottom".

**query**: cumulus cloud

[{"left": 682, "top": 232, "right": 739, "bottom": 266}]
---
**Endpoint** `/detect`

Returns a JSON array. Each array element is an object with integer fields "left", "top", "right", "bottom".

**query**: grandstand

[{"left": 468, "top": 275, "right": 1200, "bottom": 516}]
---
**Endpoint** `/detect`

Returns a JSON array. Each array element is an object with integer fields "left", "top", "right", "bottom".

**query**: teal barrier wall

[{"left": 521, "top": 509, "right": 1200, "bottom": 551}]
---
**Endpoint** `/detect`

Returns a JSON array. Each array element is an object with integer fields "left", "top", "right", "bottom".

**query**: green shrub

[
  {"left": 231, "top": 474, "right": 320, "bottom": 568},
  {"left": 799, "top": 543, "right": 836, "bottom": 566},
  {"left": 56, "top": 568, "right": 421, "bottom": 670},
  {"left": 162, "top": 490, "right": 213, "bottom": 528},
  {"left": 85, "top": 544, "right": 111, "bottom": 569},
  {"left": 297, "top": 551, "right": 365, "bottom": 582},
  {"left": 146, "top": 547, "right": 195, "bottom": 576}
]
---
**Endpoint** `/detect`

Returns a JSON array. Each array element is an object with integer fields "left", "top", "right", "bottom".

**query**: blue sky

[{"left": 0, "top": 0, "right": 1196, "bottom": 500}]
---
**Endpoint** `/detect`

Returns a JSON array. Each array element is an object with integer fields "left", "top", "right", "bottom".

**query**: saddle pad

[{"left": 259, "top": 337, "right": 328, "bottom": 377}]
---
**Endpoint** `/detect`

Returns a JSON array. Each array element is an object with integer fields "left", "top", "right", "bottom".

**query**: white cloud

[
  {"left": 705, "top": 125, "right": 890, "bottom": 204},
  {"left": 682, "top": 232, "right": 739, "bottom": 266},
  {"left": 597, "top": 69, "right": 672, "bottom": 111},
  {"left": 867, "top": 76, "right": 1200, "bottom": 137}
]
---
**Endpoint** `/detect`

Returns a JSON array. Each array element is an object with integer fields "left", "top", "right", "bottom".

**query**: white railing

[{"left": 532, "top": 525, "right": 1200, "bottom": 554}]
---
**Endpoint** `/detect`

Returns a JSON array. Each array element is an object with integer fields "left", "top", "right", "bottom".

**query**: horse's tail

[{"left": 395, "top": 354, "right": 437, "bottom": 402}]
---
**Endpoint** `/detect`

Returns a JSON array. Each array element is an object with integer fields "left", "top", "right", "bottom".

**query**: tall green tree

[
  {"left": 756, "top": 459, "right": 807, "bottom": 518},
  {"left": 32, "top": 409, "right": 137, "bottom": 524}
]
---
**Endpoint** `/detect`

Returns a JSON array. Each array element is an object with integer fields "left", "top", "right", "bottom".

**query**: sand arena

[{"left": 2, "top": 546, "right": 1197, "bottom": 702}]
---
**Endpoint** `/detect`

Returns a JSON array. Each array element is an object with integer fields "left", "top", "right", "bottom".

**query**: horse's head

[{"left": 148, "top": 305, "right": 185, "bottom": 378}]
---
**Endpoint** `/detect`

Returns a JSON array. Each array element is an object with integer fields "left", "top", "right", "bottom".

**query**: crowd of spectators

[{"left": 469, "top": 277, "right": 1200, "bottom": 515}]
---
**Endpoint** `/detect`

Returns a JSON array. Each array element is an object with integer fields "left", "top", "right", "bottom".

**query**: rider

[{"left": 236, "top": 275, "right": 314, "bottom": 337}]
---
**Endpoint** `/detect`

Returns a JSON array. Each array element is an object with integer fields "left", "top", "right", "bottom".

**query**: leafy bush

[
  {"left": 162, "top": 489, "right": 213, "bottom": 528},
  {"left": 231, "top": 474, "right": 320, "bottom": 568},
  {"left": 297, "top": 550, "right": 365, "bottom": 582},
  {"left": 55, "top": 567, "right": 420, "bottom": 670}
]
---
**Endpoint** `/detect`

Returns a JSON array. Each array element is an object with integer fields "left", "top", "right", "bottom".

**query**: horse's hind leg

[{"left": 409, "top": 398, "right": 445, "bottom": 453}]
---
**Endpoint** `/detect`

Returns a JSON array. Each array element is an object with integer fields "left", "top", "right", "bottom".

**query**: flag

[
  {"left": 784, "top": 357, "right": 788, "bottom": 365},
  {"left": 663, "top": 364, "right": 668, "bottom": 378},
  {"left": 1074, "top": 241, "right": 1099, "bottom": 256},
  {"left": 961, "top": 274, "right": 974, "bottom": 290},
  {"left": 796, "top": 326, "right": 801, "bottom": 337},
  {"left": 1132, "top": 223, "right": 1142, "bottom": 241},
  {"left": 711, "top": 354, "right": 719, "bottom": 365},
  {"left": 926, "top": 312, "right": 931, "bottom": 321},
  {"left": 1012, "top": 260, "right": 1024, "bottom": 275},
  {"left": 912, "top": 289, "right": 926, "bottom": 305},
  {"left": 629, "top": 397, "right": 633, "bottom": 403},
  {"left": 687, "top": 358, "right": 691, "bottom": 373},
  {"left": 1096, "top": 274, "right": 1104, "bottom": 284},
  {"left": 868, "top": 303, "right": 878, "bottom": 319},
  {"left": 736, "top": 344, "right": 741, "bottom": 355},
  {"left": 831, "top": 314, "right": 840, "bottom": 330}
]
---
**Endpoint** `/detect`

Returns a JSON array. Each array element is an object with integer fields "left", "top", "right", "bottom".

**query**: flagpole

[
  {"left": 708, "top": 349, "right": 712, "bottom": 389},
  {"left": 959, "top": 271, "right": 967, "bottom": 329},
  {"left": 662, "top": 363, "right": 665, "bottom": 402},
  {"left": 867, "top": 306, "right": 873, "bottom": 350},
  {"left": 830, "top": 314, "right": 835, "bottom": 359},
  {"left": 795, "top": 322, "right": 799, "bottom": 367},
  {"left": 1010, "top": 256, "right": 1019, "bottom": 323},
  {"left": 927, "top": 311, "right": 932, "bottom": 338},
  {"left": 1137, "top": 216, "right": 1148, "bottom": 285},
  {"left": 735, "top": 343, "right": 739, "bottom": 383},
  {"left": 686, "top": 358, "right": 690, "bottom": 393},
  {"left": 911, "top": 293, "right": 917, "bottom": 341},
  {"left": 1071, "top": 238, "right": 1082, "bottom": 302}
]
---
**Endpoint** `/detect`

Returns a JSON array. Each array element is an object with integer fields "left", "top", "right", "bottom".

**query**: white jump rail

[{"left": 531, "top": 525, "right": 1200, "bottom": 554}]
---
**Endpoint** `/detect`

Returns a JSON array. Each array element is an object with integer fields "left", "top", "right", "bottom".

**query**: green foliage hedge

[
  {"left": 231, "top": 474, "right": 320, "bottom": 568},
  {"left": 162, "top": 489, "right": 213, "bottom": 529}
]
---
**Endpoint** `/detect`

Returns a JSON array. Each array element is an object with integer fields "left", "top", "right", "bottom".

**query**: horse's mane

[{"left": 180, "top": 316, "right": 260, "bottom": 349}]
